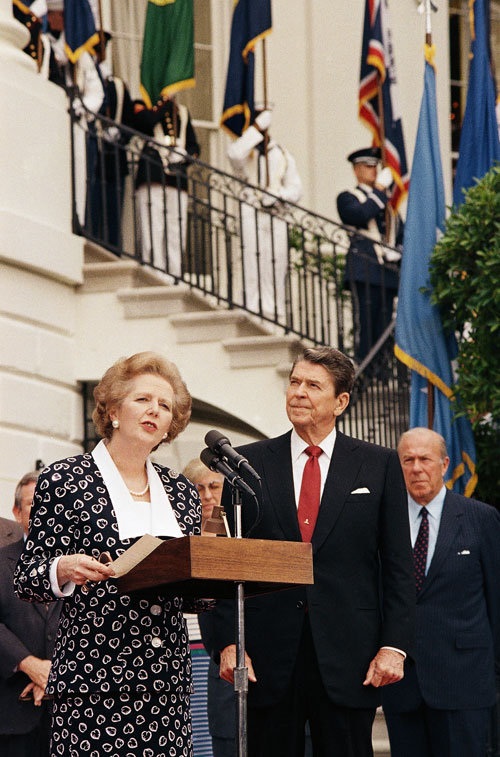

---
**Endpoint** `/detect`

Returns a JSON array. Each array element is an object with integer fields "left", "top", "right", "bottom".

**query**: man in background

[
  {"left": 383, "top": 428, "right": 500, "bottom": 757},
  {"left": 337, "top": 147, "right": 403, "bottom": 363},
  {"left": 0, "top": 471, "right": 61, "bottom": 757},
  {"left": 227, "top": 108, "right": 303, "bottom": 321}
]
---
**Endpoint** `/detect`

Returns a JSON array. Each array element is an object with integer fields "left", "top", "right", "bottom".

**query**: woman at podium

[{"left": 14, "top": 351, "right": 208, "bottom": 756}]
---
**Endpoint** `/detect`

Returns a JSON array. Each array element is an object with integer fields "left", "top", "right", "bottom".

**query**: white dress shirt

[
  {"left": 290, "top": 427, "right": 337, "bottom": 507},
  {"left": 408, "top": 484, "right": 446, "bottom": 574}
]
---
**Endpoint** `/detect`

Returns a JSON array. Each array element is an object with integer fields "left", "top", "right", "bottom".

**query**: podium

[{"left": 117, "top": 535, "right": 313, "bottom": 598}]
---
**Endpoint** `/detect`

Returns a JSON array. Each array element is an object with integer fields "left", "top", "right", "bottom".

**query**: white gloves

[
  {"left": 30, "top": 0, "right": 47, "bottom": 18},
  {"left": 104, "top": 126, "right": 120, "bottom": 142},
  {"left": 72, "top": 99, "right": 85, "bottom": 118},
  {"left": 376, "top": 167, "right": 393, "bottom": 189},
  {"left": 168, "top": 146, "right": 187, "bottom": 164},
  {"left": 254, "top": 110, "right": 272, "bottom": 132},
  {"left": 384, "top": 249, "right": 402, "bottom": 263}
]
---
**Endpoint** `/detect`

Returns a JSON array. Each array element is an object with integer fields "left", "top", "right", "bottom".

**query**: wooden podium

[{"left": 118, "top": 535, "right": 313, "bottom": 598}]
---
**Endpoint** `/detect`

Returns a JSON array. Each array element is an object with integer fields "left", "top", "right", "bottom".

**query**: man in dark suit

[
  {"left": 212, "top": 346, "right": 415, "bottom": 757},
  {"left": 382, "top": 427, "right": 500, "bottom": 757},
  {"left": 337, "top": 147, "right": 404, "bottom": 363},
  {"left": 0, "top": 516, "right": 22, "bottom": 548},
  {"left": 0, "top": 472, "right": 61, "bottom": 757}
]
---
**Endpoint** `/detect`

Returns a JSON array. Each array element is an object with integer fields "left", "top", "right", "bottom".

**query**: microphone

[
  {"left": 204, "top": 430, "right": 261, "bottom": 481},
  {"left": 200, "top": 448, "right": 256, "bottom": 498}
]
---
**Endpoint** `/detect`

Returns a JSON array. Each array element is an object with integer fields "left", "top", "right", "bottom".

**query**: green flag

[{"left": 140, "top": 0, "right": 195, "bottom": 109}]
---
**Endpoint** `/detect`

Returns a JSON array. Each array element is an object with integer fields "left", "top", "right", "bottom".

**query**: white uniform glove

[
  {"left": 376, "top": 167, "right": 393, "bottom": 189},
  {"left": 254, "top": 110, "right": 272, "bottom": 132},
  {"left": 104, "top": 126, "right": 121, "bottom": 142},
  {"left": 384, "top": 249, "right": 402, "bottom": 263},
  {"left": 30, "top": 0, "right": 47, "bottom": 18},
  {"left": 72, "top": 99, "right": 85, "bottom": 118},
  {"left": 168, "top": 146, "right": 187, "bottom": 164}
]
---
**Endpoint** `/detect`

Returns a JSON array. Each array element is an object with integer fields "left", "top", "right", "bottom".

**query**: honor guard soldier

[{"left": 337, "top": 147, "right": 404, "bottom": 363}]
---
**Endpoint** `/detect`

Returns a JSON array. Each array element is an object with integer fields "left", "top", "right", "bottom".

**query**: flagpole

[
  {"left": 97, "top": 0, "right": 105, "bottom": 63},
  {"left": 375, "top": 5, "right": 390, "bottom": 243},
  {"left": 377, "top": 78, "right": 392, "bottom": 243},
  {"left": 425, "top": 0, "right": 435, "bottom": 427},
  {"left": 262, "top": 37, "right": 270, "bottom": 187},
  {"left": 425, "top": 0, "right": 433, "bottom": 45}
]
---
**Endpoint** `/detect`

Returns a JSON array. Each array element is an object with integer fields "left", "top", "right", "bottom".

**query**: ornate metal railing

[{"left": 70, "top": 102, "right": 410, "bottom": 448}]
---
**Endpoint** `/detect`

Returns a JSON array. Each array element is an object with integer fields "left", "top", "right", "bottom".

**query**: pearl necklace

[{"left": 128, "top": 482, "right": 150, "bottom": 497}]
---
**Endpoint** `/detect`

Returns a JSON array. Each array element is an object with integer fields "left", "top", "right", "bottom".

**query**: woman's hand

[{"left": 56, "top": 554, "right": 115, "bottom": 590}]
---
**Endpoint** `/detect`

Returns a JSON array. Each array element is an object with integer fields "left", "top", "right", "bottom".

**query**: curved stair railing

[{"left": 69, "top": 102, "right": 410, "bottom": 447}]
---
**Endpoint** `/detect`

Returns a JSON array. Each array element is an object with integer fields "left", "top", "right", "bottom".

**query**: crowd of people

[
  {"left": 1, "top": 347, "right": 499, "bottom": 757},
  {"left": 14, "top": 0, "right": 406, "bottom": 357},
  {"left": 8, "top": 6, "right": 498, "bottom": 757}
]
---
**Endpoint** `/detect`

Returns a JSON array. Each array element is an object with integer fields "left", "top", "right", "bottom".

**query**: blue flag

[
  {"left": 220, "top": 0, "right": 272, "bottom": 137},
  {"left": 64, "top": 0, "right": 99, "bottom": 64},
  {"left": 358, "top": 0, "right": 409, "bottom": 211},
  {"left": 453, "top": 0, "right": 500, "bottom": 206},
  {"left": 395, "top": 45, "right": 477, "bottom": 496}
]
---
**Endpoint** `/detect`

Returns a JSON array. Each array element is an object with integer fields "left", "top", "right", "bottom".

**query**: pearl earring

[
  {"left": 111, "top": 419, "right": 120, "bottom": 429},
  {"left": 163, "top": 432, "right": 168, "bottom": 440}
]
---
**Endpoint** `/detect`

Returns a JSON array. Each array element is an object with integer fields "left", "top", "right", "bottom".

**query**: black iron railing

[{"left": 71, "top": 103, "right": 410, "bottom": 448}]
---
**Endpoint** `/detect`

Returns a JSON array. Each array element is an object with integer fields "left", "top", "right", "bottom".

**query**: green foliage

[{"left": 430, "top": 165, "right": 500, "bottom": 504}]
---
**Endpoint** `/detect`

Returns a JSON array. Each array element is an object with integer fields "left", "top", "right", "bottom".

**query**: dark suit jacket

[
  {"left": 14, "top": 453, "right": 203, "bottom": 698},
  {"left": 383, "top": 491, "right": 500, "bottom": 713},
  {"left": 212, "top": 430, "right": 415, "bottom": 709},
  {"left": 337, "top": 186, "right": 402, "bottom": 289},
  {"left": 0, "top": 517, "right": 23, "bottom": 548},
  {"left": 134, "top": 99, "right": 200, "bottom": 191},
  {"left": 0, "top": 539, "right": 61, "bottom": 735}
]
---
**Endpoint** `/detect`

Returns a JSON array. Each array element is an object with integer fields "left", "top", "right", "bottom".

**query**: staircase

[{"left": 77, "top": 241, "right": 305, "bottom": 446}]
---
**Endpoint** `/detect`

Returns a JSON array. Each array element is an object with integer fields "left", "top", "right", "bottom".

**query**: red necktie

[
  {"left": 297, "top": 446, "right": 323, "bottom": 542},
  {"left": 413, "top": 507, "right": 429, "bottom": 595}
]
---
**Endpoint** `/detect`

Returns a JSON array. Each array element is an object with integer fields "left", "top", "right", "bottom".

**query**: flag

[
  {"left": 358, "top": 0, "right": 409, "bottom": 211},
  {"left": 220, "top": 0, "right": 272, "bottom": 137},
  {"left": 453, "top": 0, "right": 500, "bottom": 206},
  {"left": 395, "top": 45, "right": 477, "bottom": 496},
  {"left": 64, "top": 0, "right": 99, "bottom": 64},
  {"left": 140, "top": 0, "right": 195, "bottom": 109}
]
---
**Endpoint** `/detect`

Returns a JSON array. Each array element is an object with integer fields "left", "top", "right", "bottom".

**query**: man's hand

[
  {"left": 20, "top": 681, "right": 46, "bottom": 706},
  {"left": 363, "top": 648, "right": 404, "bottom": 688},
  {"left": 18, "top": 656, "right": 51, "bottom": 690},
  {"left": 219, "top": 644, "right": 257, "bottom": 685}
]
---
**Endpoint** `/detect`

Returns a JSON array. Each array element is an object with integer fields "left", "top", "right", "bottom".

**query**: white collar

[
  {"left": 290, "top": 426, "right": 337, "bottom": 462},
  {"left": 92, "top": 440, "right": 182, "bottom": 540}
]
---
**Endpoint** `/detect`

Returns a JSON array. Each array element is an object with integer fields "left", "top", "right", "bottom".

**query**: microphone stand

[{"left": 232, "top": 485, "right": 248, "bottom": 757}]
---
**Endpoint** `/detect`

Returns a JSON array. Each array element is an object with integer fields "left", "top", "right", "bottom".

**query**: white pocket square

[
  {"left": 457, "top": 549, "right": 471, "bottom": 555},
  {"left": 351, "top": 487, "right": 370, "bottom": 494}
]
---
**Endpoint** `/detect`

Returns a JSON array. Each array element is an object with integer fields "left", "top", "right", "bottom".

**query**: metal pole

[
  {"left": 425, "top": 0, "right": 433, "bottom": 45},
  {"left": 425, "top": 0, "right": 433, "bottom": 430},
  {"left": 233, "top": 487, "right": 248, "bottom": 757},
  {"left": 376, "top": 68, "right": 391, "bottom": 243},
  {"left": 262, "top": 38, "right": 270, "bottom": 187}
]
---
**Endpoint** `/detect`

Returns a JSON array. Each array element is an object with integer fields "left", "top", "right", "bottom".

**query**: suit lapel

[
  {"left": 418, "top": 492, "right": 463, "bottom": 599},
  {"left": 312, "top": 432, "right": 364, "bottom": 552},
  {"left": 261, "top": 432, "right": 302, "bottom": 541}
]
